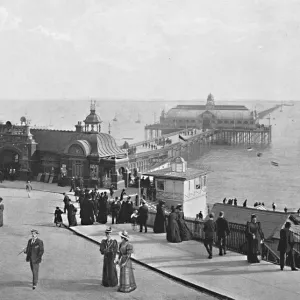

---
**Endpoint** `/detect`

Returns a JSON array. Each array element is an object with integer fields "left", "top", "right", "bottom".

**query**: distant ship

[{"left": 135, "top": 113, "right": 141, "bottom": 124}]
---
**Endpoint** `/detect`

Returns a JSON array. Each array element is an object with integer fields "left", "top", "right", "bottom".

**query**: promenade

[{"left": 1, "top": 180, "right": 300, "bottom": 300}]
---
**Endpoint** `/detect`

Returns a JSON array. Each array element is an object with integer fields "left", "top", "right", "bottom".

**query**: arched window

[
  {"left": 230, "top": 120, "right": 234, "bottom": 124},
  {"left": 237, "top": 120, "right": 242, "bottom": 124},
  {"left": 244, "top": 121, "right": 248, "bottom": 124},
  {"left": 224, "top": 120, "right": 229, "bottom": 124}
]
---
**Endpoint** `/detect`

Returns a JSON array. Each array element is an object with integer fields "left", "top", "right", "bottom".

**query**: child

[
  {"left": 131, "top": 210, "right": 138, "bottom": 231},
  {"left": 25, "top": 181, "right": 32, "bottom": 198},
  {"left": 54, "top": 207, "right": 64, "bottom": 227}
]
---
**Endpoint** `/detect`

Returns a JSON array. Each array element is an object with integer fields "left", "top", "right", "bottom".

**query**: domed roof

[
  {"left": 84, "top": 110, "right": 102, "bottom": 124},
  {"left": 172, "top": 157, "right": 186, "bottom": 164}
]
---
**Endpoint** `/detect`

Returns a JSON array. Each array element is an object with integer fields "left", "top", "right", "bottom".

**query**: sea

[{"left": 0, "top": 99, "right": 299, "bottom": 211}]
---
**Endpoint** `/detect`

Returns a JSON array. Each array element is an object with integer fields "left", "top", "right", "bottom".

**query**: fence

[{"left": 145, "top": 211, "right": 300, "bottom": 268}]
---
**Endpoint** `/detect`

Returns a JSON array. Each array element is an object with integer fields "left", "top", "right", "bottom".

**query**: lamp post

[{"left": 137, "top": 171, "right": 142, "bottom": 207}]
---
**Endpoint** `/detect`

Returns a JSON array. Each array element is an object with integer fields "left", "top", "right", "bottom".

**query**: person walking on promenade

[
  {"left": 277, "top": 222, "right": 298, "bottom": 271},
  {"left": 116, "top": 230, "right": 137, "bottom": 293},
  {"left": 69, "top": 177, "right": 75, "bottom": 192},
  {"left": 215, "top": 211, "right": 230, "bottom": 256},
  {"left": 243, "top": 199, "right": 247, "bottom": 207},
  {"left": 99, "top": 227, "right": 118, "bottom": 287},
  {"left": 120, "top": 189, "right": 126, "bottom": 201},
  {"left": 166, "top": 206, "right": 182, "bottom": 243},
  {"left": 153, "top": 200, "right": 166, "bottom": 233},
  {"left": 26, "top": 181, "right": 32, "bottom": 198},
  {"left": 272, "top": 202, "right": 277, "bottom": 211},
  {"left": 111, "top": 197, "right": 121, "bottom": 224},
  {"left": 245, "top": 214, "right": 264, "bottom": 263},
  {"left": 109, "top": 185, "right": 115, "bottom": 198},
  {"left": 66, "top": 201, "right": 77, "bottom": 227},
  {"left": 199, "top": 211, "right": 203, "bottom": 220},
  {"left": 63, "top": 193, "right": 70, "bottom": 213},
  {"left": 176, "top": 205, "right": 192, "bottom": 241},
  {"left": 0, "top": 197, "right": 4, "bottom": 227},
  {"left": 138, "top": 201, "right": 148, "bottom": 233},
  {"left": 54, "top": 206, "right": 63, "bottom": 227},
  {"left": 23, "top": 229, "right": 44, "bottom": 290},
  {"left": 204, "top": 213, "right": 216, "bottom": 259},
  {"left": 130, "top": 210, "right": 138, "bottom": 231}
]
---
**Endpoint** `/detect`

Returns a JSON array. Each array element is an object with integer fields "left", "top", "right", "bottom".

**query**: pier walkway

[
  {"left": 1, "top": 180, "right": 299, "bottom": 300},
  {"left": 257, "top": 104, "right": 281, "bottom": 119}
]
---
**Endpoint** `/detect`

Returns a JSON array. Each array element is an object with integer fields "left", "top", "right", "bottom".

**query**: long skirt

[
  {"left": 166, "top": 221, "right": 182, "bottom": 243},
  {"left": 118, "top": 260, "right": 137, "bottom": 293},
  {"left": 102, "top": 254, "right": 118, "bottom": 287},
  {"left": 247, "top": 238, "right": 260, "bottom": 263},
  {"left": 0, "top": 211, "right": 3, "bottom": 227},
  {"left": 177, "top": 219, "right": 192, "bottom": 241}
]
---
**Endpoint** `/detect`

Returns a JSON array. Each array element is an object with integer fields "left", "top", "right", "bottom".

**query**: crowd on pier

[{"left": 222, "top": 197, "right": 300, "bottom": 214}]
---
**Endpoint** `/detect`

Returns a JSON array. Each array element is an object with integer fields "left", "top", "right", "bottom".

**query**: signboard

[
  {"left": 37, "top": 173, "right": 42, "bottom": 182},
  {"left": 49, "top": 176, "right": 54, "bottom": 184}
]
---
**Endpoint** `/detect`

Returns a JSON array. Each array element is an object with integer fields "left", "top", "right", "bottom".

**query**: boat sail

[
  {"left": 135, "top": 113, "right": 141, "bottom": 124},
  {"left": 113, "top": 113, "right": 117, "bottom": 122}
]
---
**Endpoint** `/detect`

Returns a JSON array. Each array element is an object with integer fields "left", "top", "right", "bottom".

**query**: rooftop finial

[{"left": 90, "top": 99, "right": 96, "bottom": 112}]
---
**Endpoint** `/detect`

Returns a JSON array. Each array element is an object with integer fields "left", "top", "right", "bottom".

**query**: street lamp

[{"left": 137, "top": 171, "right": 142, "bottom": 207}]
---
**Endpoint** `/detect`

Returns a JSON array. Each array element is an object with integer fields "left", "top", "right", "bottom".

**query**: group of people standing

[
  {"left": 165, "top": 204, "right": 192, "bottom": 243},
  {"left": 99, "top": 227, "right": 137, "bottom": 293}
]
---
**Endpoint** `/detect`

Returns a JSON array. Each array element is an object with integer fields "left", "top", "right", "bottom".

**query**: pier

[
  {"left": 257, "top": 104, "right": 281, "bottom": 119},
  {"left": 127, "top": 125, "right": 272, "bottom": 173}
]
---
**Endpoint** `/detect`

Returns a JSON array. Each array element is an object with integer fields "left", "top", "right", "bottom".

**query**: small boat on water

[
  {"left": 271, "top": 161, "right": 279, "bottom": 167},
  {"left": 135, "top": 113, "right": 141, "bottom": 124},
  {"left": 113, "top": 113, "right": 117, "bottom": 122},
  {"left": 257, "top": 152, "right": 262, "bottom": 157},
  {"left": 123, "top": 137, "right": 134, "bottom": 140}
]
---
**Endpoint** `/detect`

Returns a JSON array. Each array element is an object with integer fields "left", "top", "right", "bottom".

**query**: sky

[{"left": 0, "top": 0, "right": 299, "bottom": 101}]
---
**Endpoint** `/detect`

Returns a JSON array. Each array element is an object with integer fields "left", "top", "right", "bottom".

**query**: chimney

[{"left": 75, "top": 121, "right": 83, "bottom": 133}]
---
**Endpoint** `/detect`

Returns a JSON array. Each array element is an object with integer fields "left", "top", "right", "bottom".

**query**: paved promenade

[{"left": 1, "top": 180, "right": 300, "bottom": 300}]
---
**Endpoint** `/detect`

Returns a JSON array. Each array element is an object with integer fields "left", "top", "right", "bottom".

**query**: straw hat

[
  {"left": 105, "top": 227, "right": 112, "bottom": 234},
  {"left": 119, "top": 230, "right": 129, "bottom": 240}
]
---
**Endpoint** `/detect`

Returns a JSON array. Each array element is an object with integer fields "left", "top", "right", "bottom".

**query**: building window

[
  {"left": 244, "top": 121, "right": 248, "bottom": 124},
  {"left": 224, "top": 120, "right": 229, "bottom": 124},
  {"left": 250, "top": 121, "right": 254, "bottom": 124},
  {"left": 90, "top": 164, "right": 99, "bottom": 179},
  {"left": 218, "top": 120, "right": 222, "bottom": 124},
  {"left": 157, "top": 180, "right": 165, "bottom": 191},
  {"left": 230, "top": 120, "right": 234, "bottom": 124},
  {"left": 237, "top": 120, "right": 242, "bottom": 124},
  {"left": 195, "top": 176, "right": 201, "bottom": 189}
]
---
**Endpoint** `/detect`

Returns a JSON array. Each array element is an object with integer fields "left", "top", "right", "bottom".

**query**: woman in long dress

[
  {"left": 99, "top": 227, "right": 118, "bottom": 287},
  {"left": 246, "top": 214, "right": 264, "bottom": 263},
  {"left": 153, "top": 200, "right": 166, "bottom": 233},
  {"left": 117, "top": 230, "right": 137, "bottom": 293},
  {"left": 0, "top": 197, "right": 4, "bottom": 227},
  {"left": 166, "top": 206, "right": 182, "bottom": 243},
  {"left": 176, "top": 205, "right": 192, "bottom": 241}
]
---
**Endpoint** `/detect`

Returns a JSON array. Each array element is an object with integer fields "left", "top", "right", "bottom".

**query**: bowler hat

[{"left": 31, "top": 229, "right": 39, "bottom": 234}]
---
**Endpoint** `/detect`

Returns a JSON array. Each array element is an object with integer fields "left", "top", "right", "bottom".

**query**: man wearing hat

[
  {"left": 138, "top": 201, "right": 149, "bottom": 233},
  {"left": 23, "top": 229, "right": 44, "bottom": 289},
  {"left": 277, "top": 222, "right": 298, "bottom": 271},
  {"left": 215, "top": 211, "right": 230, "bottom": 256},
  {"left": 203, "top": 213, "right": 216, "bottom": 259}
]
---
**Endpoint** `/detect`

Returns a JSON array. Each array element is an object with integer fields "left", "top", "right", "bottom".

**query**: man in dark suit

[
  {"left": 23, "top": 229, "right": 44, "bottom": 289},
  {"left": 204, "top": 213, "right": 216, "bottom": 259},
  {"left": 277, "top": 222, "right": 298, "bottom": 271},
  {"left": 111, "top": 197, "right": 121, "bottom": 224},
  {"left": 138, "top": 201, "right": 149, "bottom": 233},
  {"left": 215, "top": 211, "right": 230, "bottom": 256},
  {"left": 63, "top": 193, "right": 70, "bottom": 213}
]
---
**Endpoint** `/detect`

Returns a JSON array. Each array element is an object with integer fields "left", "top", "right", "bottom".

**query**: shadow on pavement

[
  {"left": 0, "top": 281, "right": 30, "bottom": 288},
  {"left": 40, "top": 279, "right": 120, "bottom": 293}
]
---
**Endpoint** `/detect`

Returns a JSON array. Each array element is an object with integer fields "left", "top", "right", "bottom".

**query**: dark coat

[
  {"left": 25, "top": 238, "right": 44, "bottom": 263},
  {"left": 204, "top": 219, "right": 216, "bottom": 240},
  {"left": 215, "top": 217, "right": 230, "bottom": 237},
  {"left": 277, "top": 228, "right": 295, "bottom": 253},
  {"left": 138, "top": 205, "right": 149, "bottom": 221}
]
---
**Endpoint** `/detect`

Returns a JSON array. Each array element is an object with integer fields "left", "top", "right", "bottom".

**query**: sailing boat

[
  {"left": 135, "top": 113, "right": 141, "bottom": 124},
  {"left": 113, "top": 113, "right": 117, "bottom": 122}
]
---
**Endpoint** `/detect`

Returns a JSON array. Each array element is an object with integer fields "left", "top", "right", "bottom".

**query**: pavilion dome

[{"left": 84, "top": 110, "right": 102, "bottom": 124}]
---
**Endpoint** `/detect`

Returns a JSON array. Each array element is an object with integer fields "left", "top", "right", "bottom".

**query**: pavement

[
  {"left": 2, "top": 181, "right": 300, "bottom": 300},
  {"left": 0, "top": 185, "right": 215, "bottom": 300}
]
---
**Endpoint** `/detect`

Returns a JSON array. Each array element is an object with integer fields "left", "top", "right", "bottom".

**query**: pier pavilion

[
  {"left": 144, "top": 93, "right": 258, "bottom": 139},
  {"left": 0, "top": 102, "right": 129, "bottom": 188}
]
